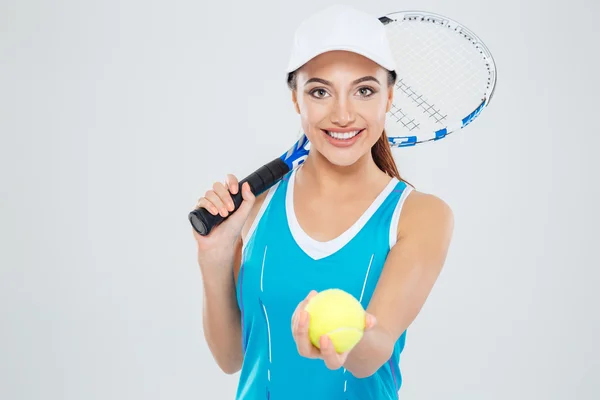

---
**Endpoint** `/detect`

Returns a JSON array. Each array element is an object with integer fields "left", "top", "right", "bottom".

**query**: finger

[
  {"left": 290, "top": 291, "right": 310, "bottom": 333},
  {"left": 225, "top": 174, "right": 239, "bottom": 195},
  {"left": 229, "top": 182, "right": 256, "bottom": 222},
  {"left": 300, "top": 290, "right": 318, "bottom": 309},
  {"left": 292, "top": 310, "right": 310, "bottom": 354},
  {"left": 319, "top": 335, "right": 344, "bottom": 370},
  {"left": 195, "top": 197, "right": 219, "bottom": 216},
  {"left": 292, "top": 290, "right": 317, "bottom": 319},
  {"left": 293, "top": 310, "right": 319, "bottom": 358},
  {"left": 365, "top": 313, "right": 377, "bottom": 330},
  {"left": 212, "top": 181, "right": 235, "bottom": 212},
  {"left": 204, "top": 190, "right": 228, "bottom": 217},
  {"left": 293, "top": 290, "right": 319, "bottom": 357},
  {"left": 291, "top": 308, "right": 299, "bottom": 332},
  {"left": 239, "top": 182, "right": 255, "bottom": 203},
  {"left": 296, "top": 291, "right": 317, "bottom": 321}
]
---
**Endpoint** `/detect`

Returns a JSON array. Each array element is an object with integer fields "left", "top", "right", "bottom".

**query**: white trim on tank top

[
  {"left": 388, "top": 185, "right": 413, "bottom": 249},
  {"left": 286, "top": 168, "right": 399, "bottom": 260}
]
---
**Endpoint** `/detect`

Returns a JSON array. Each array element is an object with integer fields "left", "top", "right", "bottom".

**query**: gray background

[{"left": 1, "top": 0, "right": 599, "bottom": 398}]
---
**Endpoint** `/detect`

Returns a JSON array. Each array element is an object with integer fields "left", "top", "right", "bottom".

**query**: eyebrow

[{"left": 304, "top": 76, "right": 381, "bottom": 87}]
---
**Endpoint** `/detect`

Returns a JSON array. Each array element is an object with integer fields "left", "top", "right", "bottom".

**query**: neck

[{"left": 295, "top": 150, "right": 390, "bottom": 198}]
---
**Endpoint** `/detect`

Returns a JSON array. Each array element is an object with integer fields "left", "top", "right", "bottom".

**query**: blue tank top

[{"left": 235, "top": 168, "right": 413, "bottom": 400}]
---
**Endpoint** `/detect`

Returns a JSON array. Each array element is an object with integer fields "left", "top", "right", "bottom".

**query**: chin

[
  {"left": 321, "top": 151, "right": 364, "bottom": 167},
  {"left": 314, "top": 142, "right": 374, "bottom": 168}
]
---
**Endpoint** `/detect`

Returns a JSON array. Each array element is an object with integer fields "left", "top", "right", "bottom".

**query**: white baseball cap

[{"left": 285, "top": 4, "right": 396, "bottom": 73}]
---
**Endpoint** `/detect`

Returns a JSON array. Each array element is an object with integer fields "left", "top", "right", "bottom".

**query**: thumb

[
  {"left": 365, "top": 313, "right": 377, "bottom": 330},
  {"left": 226, "top": 182, "right": 256, "bottom": 225}
]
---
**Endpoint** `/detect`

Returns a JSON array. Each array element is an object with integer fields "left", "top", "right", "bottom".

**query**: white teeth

[{"left": 326, "top": 130, "right": 361, "bottom": 140}]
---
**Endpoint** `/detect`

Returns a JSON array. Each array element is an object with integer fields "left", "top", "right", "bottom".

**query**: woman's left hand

[{"left": 291, "top": 290, "right": 377, "bottom": 370}]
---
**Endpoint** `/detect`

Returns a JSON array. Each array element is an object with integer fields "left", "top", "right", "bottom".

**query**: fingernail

[{"left": 369, "top": 314, "right": 377, "bottom": 325}]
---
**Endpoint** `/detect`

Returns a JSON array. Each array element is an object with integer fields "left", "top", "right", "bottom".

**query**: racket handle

[{"left": 189, "top": 158, "right": 290, "bottom": 236}]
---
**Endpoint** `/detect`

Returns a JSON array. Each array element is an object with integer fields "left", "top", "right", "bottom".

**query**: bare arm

[
  {"left": 343, "top": 191, "right": 455, "bottom": 378},
  {"left": 199, "top": 237, "right": 244, "bottom": 374},
  {"left": 195, "top": 181, "right": 267, "bottom": 374}
]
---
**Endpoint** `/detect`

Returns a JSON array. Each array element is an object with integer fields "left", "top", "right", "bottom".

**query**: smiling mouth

[{"left": 323, "top": 129, "right": 365, "bottom": 140}]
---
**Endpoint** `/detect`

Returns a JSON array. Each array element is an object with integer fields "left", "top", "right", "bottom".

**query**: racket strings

[
  {"left": 393, "top": 24, "right": 485, "bottom": 113},
  {"left": 395, "top": 78, "right": 447, "bottom": 124},
  {"left": 387, "top": 24, "right": 454, "bottom": 132},
  {"left": 383, "top": 18, "right": 491, "bottom": 140},
  {"left": 388, "top": 103, "right": 420, "bottom": 131}
]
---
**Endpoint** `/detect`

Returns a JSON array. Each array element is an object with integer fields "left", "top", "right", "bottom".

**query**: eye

[
  {"left": 357, "top": 87, "right": 375, "bottom": 97},
  {"left": 309, "top": 88, "right": 330, "bottom": 99}
]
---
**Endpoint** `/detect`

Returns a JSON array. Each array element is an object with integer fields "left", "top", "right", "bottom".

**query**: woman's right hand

[{"left": 192, "top": 174, "right": 256, "bottom": 261}]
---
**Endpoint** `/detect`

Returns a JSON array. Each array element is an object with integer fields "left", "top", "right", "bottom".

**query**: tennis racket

[{"left": 189, "top": 10, "right": 497, "bottom": 236}]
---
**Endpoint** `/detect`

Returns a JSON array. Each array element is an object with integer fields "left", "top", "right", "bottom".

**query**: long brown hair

[
  {"left": 287, "top": 69, "right": 407, "bottom": 184},
  {"left": 372, "top": 128, "right": 401, "bottom": 180}
]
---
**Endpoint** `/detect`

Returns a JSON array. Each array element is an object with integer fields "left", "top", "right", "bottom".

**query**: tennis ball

[{"left": 304, "top": 289, "right": 366, "bottom": 353}]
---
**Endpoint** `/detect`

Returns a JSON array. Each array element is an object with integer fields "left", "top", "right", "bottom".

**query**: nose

[{"left": 329, "top": 97, "right": 356, "bottom": 126}]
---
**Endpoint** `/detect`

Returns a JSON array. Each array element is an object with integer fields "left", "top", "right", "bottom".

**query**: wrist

[{"left": 343, "top": 326, "right": 393, "bottom": 378}]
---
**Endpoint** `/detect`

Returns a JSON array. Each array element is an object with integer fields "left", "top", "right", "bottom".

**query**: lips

[
  {"left": 324, "top": 129, "right": 363, "bottom": 140},
  {"left": 321, "top": 128, "right": 365, "bottom": 147}
]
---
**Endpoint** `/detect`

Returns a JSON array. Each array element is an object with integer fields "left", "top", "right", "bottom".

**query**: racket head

[{"left": 380, "top": 10, "right": 497, "bottom": 147}]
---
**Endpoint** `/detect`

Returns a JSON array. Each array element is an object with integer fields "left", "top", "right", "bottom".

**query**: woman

[{"left": 193, "top": 5, "right": 454, "bottom": 399}]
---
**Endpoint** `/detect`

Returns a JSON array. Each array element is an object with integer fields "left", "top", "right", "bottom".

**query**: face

[{"left": 291, "top": 51, "right": 393, "bottom": 167}]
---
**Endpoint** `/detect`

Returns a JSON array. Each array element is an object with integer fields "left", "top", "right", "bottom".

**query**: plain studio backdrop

[{"left": 1, "top": 0, "right": 599, "bottom": 398}]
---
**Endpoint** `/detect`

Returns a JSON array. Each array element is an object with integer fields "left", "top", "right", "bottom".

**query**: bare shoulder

[{"left": 397, "top": 189, "right": 454, "bottom": 240}]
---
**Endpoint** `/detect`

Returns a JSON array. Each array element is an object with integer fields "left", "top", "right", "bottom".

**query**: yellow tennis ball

[{"left": 304, "top": 289, "right": 366, "bottom": 353}]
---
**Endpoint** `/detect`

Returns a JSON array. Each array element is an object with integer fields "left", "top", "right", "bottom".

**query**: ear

[
  {"left": 291, "top": 90, "right": 300, "bottom": 114},
  {"left": 385, "top": 85, "right": 394, "bottom": 113}
]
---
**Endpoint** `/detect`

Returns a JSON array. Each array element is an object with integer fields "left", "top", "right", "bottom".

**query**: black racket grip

[{"left": 189, "top": 158, "right": 290, "bottom": 236}]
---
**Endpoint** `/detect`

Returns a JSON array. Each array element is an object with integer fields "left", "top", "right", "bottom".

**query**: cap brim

[{"left": 286, "top": 44, "right": 396, "bottom": 73}]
